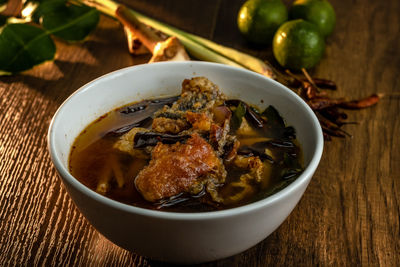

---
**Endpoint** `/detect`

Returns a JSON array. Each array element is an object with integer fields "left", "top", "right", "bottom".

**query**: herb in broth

[{"left": 69, "top": 77, "right": 303, "bottom": 212}]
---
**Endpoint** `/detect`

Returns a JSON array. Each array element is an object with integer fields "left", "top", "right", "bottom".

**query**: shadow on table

[{"left": 129, "top": 230, "right": 321, "bottom": 266}]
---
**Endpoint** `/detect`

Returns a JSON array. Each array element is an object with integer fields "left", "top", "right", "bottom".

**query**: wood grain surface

[{"left": 0, "top": 0, "right": 399, "bottom": 266}]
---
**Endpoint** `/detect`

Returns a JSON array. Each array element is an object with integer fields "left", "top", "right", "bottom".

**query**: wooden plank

[
  {"left": 0, "top": 0, "right": 399, "bottom": 266},
  {"left": 0, "top": 16, "right": 143, "bottom": 266},
  {"left": 120, "top": 0, "right": 221, "bottom": 38}
]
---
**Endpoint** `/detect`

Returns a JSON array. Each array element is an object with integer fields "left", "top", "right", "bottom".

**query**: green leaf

[
  {"left": 0, "top": 1, "right": 99, "bottom": 74},
  {"left": 230, "top": 102, "right": 246, "bottom": 132},
  {"left": 36, "top": 0, "right": 99, "bottom": 42},
  {"left": 281, "top": 152, "right": 303, "bottom": 180},
  {"left": 262, "top": 105, "right": 285, "bottom": 128},
  {"left": 0, "top": 23, "right": 55, "bottom": 73},
  {"left": 32, "top": 0, "right": 66, "bottom": 24},
  {"left": 0, "top": 14, "right": 8, "bottom": 27}
]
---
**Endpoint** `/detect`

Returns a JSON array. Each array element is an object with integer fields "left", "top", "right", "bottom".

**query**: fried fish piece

[
  {"left": 113, "top": 127, "right": 149, "bottom": 158},
  {"left": 185, "top": 111, "right": 212, "bottom": 131},
  {"left": 152, "top": 117, "right": 189, "bottom": 134},
  {"left": 135, "top": 133, "right": 226, "bottom": 202}
]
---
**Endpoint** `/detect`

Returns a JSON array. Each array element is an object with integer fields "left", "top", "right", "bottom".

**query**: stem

[
  {"left": 124, "top": 7, "right": 243, "bottom": 68},
  {"left": 76, "top": 0, "right": 274, "bottom": 76},
  {"left": 301, "top": 68, "right": 320, "bottom": 92},
  {"left": 116, "top": 5, "right": 161, "bottom": 51},
  {"left": 182, "top": 33, "right": 275, "bottom": 78}
]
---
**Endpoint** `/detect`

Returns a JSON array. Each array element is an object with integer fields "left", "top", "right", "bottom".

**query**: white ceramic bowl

[{"left": 48, "top": 61, "right": 323, "bottom": 264}]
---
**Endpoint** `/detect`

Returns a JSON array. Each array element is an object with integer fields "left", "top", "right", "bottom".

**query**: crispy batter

[
  {"left": 234, "top": 155, "right": 264, "bottom": 183},
  {"left": 113, "top": 127, "right": 149, "bottom": 159},
  {"left": 185, "top": 111, "right": 212, "bottom": 131},
  {"left": 181, "top": 76, "right": 220, "bottom": 95},
  {"left": 209, "top": 119, "right": 231, "bottom": 155},
  {"left": 209, "top": 123, "right": 223, "bottom": 149},
  {"left": 173, "top": 77, "right": 224, "bottom": 113},
  {"left": 152, "top": 117, "right": 189, "bottom": 134},
  {"left": 135, "top": 133, "right": 226, "bottom": 202},
  {"left": 223, "top": 138, "right": 240, "bottom": 162},
  {"left": 221, "top": 155, "right": 265, "bottom": 205}
]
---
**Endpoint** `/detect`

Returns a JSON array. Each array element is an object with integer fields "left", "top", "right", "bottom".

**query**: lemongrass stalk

[
  {"left": 77, "top": 0, "right": 275, "bottom": 78},
  {"left": 127, "top": 7, "right": 274, "bottom": 77},
  {"left": 116, "top": 6, "right": 163, "bottom": 52},
  {"left": 79, "top": 0, "right": 243, "bottom": 68},
  {"left": 182, "top": 33, "right": 275, "bottom": 78},
  {"left": 81, "top": 0, "right": 117, "bottom": 17}
]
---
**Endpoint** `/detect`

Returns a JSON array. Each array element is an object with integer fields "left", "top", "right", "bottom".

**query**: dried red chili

[
  {"left": 339, "top": 94, "right": 380, "bottom": 109},
  {"left": 279, "top": 69, "right": 379, "bottom": 140}
]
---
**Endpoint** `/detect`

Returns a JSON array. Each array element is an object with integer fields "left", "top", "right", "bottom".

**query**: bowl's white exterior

[{"left": 48, "top": 62, "right": 323, "bottom": 264}]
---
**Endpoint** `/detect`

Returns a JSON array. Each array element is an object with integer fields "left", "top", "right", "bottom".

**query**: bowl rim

[{"left": 48, "top": 61, "right": 323, "bottom": 220}]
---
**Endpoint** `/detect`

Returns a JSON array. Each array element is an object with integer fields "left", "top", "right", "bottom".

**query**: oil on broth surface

[{"left": 69, "top": 77, "right": 303, "bottom": 212}]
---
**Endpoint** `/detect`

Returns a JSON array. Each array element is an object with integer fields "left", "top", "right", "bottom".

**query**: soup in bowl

[{"left": 48, "top": 62, "right": 323, "bottom": 263}]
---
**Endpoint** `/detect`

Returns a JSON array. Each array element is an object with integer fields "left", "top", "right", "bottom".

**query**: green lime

[
  {"left": 272, "top": 19, "right": 325, "bottom": 70},
  {"left": 289, "top": 0, "right": 336, "bottom": 37},
  {"left": 237, "top": 0, "right": 288, "bottom": 45}
]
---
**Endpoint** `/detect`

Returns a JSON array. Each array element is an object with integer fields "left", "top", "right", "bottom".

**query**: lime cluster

[{"left": 237, "top": 0, "right": 336, "bottom": 70}]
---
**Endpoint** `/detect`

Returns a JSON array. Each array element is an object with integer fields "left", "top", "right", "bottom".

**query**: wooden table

[{"left": 1, "top": 0, "right": 399, "bottom": 265}]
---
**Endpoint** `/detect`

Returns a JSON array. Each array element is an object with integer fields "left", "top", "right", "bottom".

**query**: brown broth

[{"left": 69, "top": 98, "right": 303, "bottom": 212}]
